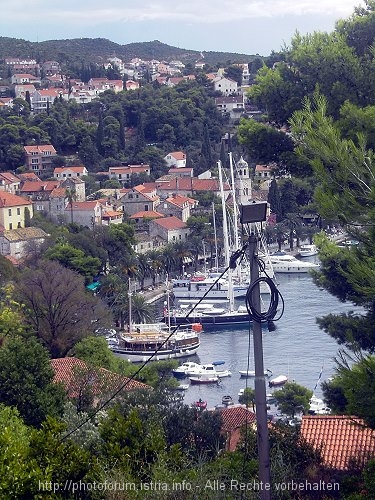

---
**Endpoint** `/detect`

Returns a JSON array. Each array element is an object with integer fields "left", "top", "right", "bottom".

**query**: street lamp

[{"left": 240, "top": 201, "right": 271, "bottom": 499}]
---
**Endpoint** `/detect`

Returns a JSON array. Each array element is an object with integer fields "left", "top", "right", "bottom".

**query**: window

[
  {"left": 9, "top": 223, "right": 12, "bottom": 230},
  {"left": 144, "top": 206, "right": 149, "bottom": 211},
  {"left": 17, "top": 222, "right": 21, "bottom": 228},
  {"left": 17, "top": 208, "right": 20, "bottom": 215},
  {"left": 8, "top": 208, "right": 11, "bottom": 216}
]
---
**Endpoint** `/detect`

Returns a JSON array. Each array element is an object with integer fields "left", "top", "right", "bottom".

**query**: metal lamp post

[{"left": 240, "top": 202, "right": 271, "bottom": 499}]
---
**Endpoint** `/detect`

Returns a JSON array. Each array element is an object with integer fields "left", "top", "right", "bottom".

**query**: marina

[{"left": 165, "top": 270, "right": 358, "bottom": 409}]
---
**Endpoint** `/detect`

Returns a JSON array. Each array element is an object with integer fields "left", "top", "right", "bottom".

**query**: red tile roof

[
  {"left": 24, "top": 144, "right": 56, "bottom": 154},
  {"left": 220, "top": 406, "right": 257, "bottom": 432},
  {"left": 50, "top": 187, "right": 67, "bottom": 198},
  {"left": 153, "top": 216, "right": 186, "bottom": 230},
  {"left": 0, "top": 172, "right": 20, "bottom": 184},
  {"left": 219, "top": 406, "right": 257, "bottom": 452},
  {"left": 0, "top": 191, "right": 32, "bottom": 207},
  {"left": 17, "top": 172, "right": 41, "bottom": 181},
  {"left": 102, "top": 210, "right": 122, "bottom": 218},
  {"left": 157, "top": 177, "right": 230, "bottom": 192},
  {"left": 255, "top": 164, "right": 273, "bottom": 172},
  {"left": 51, "top": 357, "right": 150, "bottom": 399},
  {"left": 166, "top": 194, "right": 195, "bottom": 208},
  {"left": 130, "top": 210, "right": 164, "bottom": 219},
  {"left": 20, "top": 180, "right": 59, "bottom": 193},
  {"left": 66, "top": 201, "right": 100, "bottom": 211},
  {"left": 166, "top": 151, "right": 186, "bottom": 160},
  {"left": 300, "top": 415, "right": 375, "bottom": 470},
  {"left": 54, "top": 166, "right": 87, "bottom": 174}
]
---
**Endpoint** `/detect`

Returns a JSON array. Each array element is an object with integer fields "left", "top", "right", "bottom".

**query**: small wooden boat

[{"left": 269, "top": 375, "right": 288, "bottom": 387}]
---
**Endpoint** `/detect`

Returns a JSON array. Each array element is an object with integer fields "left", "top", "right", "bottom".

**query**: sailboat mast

[
  {"left": 166, "top": 273, "right": 171, "bottom": 333},
  {"left": 218, "top": 160, "right": 234, "bottom": 310},
  {"left": 212, "top": 202, "right": 219, "bottom": 270},
  {"left": 229, "top": 151, "right": 240, "bottom": 252},
  {"left": 128, "top": 277, "right": 132, "bottom": 333}
]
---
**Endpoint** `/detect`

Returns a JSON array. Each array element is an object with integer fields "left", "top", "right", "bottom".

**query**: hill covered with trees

[{"left": 0, "top": 36, "right": 258, "bottom": 66}]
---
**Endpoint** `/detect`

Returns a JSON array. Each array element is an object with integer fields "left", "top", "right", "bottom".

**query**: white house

[
  {"left": 164, "top": 151, "right": 187, "bottom": 169},
  {"left": 213, "top": 76, "right": 238, "bottom": 95},
  {"left": 53, "top": 166, "right": 88, "bottom": 179}
]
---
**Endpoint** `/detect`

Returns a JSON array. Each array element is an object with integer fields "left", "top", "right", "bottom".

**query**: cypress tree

[
  {"left": 220, "top": 140, "right": 227, "bottom": 168},
  {"left": 135, "top": 111, "right": 145, "bottom": 151},
  {"left": 201, "top": 123, "right": 212, "bottom": 168},
  {"left": 96, "top": 110, "right": 104, "bottom": 155},
  {"left": 267, "top": 178, "right": 282, "bottom": 222}
]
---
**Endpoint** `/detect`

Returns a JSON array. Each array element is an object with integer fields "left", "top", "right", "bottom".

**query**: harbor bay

[{"left": 165, "top": 272, "right": 358, "bottom": 409}]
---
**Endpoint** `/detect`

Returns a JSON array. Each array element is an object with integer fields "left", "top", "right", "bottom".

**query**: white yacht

[
  {"left": 269, "top": 252, "right": 320, "bottom": 274},
  {"left": 171, "top": 275, "right": 248, "bottom": 300},
  {"left": 298, "top": 244, "right": 318, "bottom": 257}
]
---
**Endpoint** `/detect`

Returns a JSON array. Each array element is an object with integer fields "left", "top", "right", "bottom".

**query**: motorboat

[
  {"left": 309, "top": 395, "right": 331, "bottom": 415},
  {"left": 269, "top": 252, "right": 320, "bottom": 273},
  {"left": 107, "top": 322, "right": 201, "bottom": 362},
  {"left": 269, "top": 375, "right": 288, "bottom": 387},
  {"left": 298, "top": 244, "right": 318, "bottom": 257},
  {"left": 189, "top": 375, "right": 219, "bottom": 384},
  {"left": 172, "top": 361, "right": 202, "bottom": 377},
  {"left": 175, "top": 362, "right": 231, "bottom": 379},
  {"left": 239, "top": 368, "right": 273, "bottom": 378},
  {"left": 187, "top": 363, "right": 232, "bottom": 384}
]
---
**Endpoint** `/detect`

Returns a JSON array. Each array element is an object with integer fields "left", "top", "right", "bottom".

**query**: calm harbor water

[{"left": 167, "top": 271, "right": 358, "bottom": 408}]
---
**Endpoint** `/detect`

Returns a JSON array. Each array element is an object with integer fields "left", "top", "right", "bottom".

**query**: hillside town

[{"left": 1, "top": 10, "right": 375, "bottom": 497}]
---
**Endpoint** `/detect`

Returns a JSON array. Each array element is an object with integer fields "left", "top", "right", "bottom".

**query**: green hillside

[{"left": 0, "top": 36, "right": 258, "bottom": 66}]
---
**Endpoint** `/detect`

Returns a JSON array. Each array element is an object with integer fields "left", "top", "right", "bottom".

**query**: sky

[{"left": 0, "top": 0, "right": 366, "bottom": 56}]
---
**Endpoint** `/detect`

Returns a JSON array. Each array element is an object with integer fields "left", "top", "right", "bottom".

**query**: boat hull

[
  {"left": 269, "top": 375, "right": 288, "bottom": 387},
  {"left": 189, "top": 376, "right": 219, "bottom": 384},
  {"left": 239, "top": 369, "right": 272, "bottom": 377},
  {"left": 166, "top": 312, "right": 251, "bottom": 328},
  {"left": 110, "top": 344, "right": 200, "bottom": 363}
]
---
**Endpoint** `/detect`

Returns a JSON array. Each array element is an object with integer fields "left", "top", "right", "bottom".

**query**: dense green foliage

[
  {"left": 0, "top": 80, "right": 226, "bottom": 174},
  {"left": 0, "top": 337, "right": 66, "bottom": 426},
  {"left": 0, "top": 37, "right": 257, "bottom": 70}
]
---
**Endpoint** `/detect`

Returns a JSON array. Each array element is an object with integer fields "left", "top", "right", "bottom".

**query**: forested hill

[{"left": 0, "top": 37, "right": 257, "bottom": 66}]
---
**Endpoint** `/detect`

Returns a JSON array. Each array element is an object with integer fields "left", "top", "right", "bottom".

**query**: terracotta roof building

[
  {"left": 51, "top": 357, "right": 150, "bottom": 406},
  {"left": 149, "top": 216, "right": 189, "bottom": 245},
  {"left": 164, "top": 151, "right": 187, "bottom": 169},
  {"left": 156, "top": 177, "right": 231, "bottom": 199},
  {"left": 219, "top": 406, "right": 257, "bottom": 451},
  {"left": 300, "top": 415, "right": 375, "bottom": 471},
  {"left": 0, "top": 191, "right": 33, "bottom": 230},
  {"left": 24, "top": 144, "right": 57, "bottom": 174}
]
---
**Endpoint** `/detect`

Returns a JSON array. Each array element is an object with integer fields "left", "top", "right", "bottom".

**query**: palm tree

[
  {"left": 170, "top": 241, "right": 192, "bottom": 275},
  {"left": 127, "top": 294, "right": 154, "bottom": 324},
  {"left": 136, "top": 253, "right": 151, "bottom": 290},
  {"left": 147, "top": 250, "right": 164, "bottom": 286},
  {"left": 283, "top": 213, "right": 302, "bottom": 250}
]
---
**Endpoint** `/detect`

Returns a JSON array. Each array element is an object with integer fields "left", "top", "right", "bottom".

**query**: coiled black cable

[{"left": 245, "top": 257, "right": 284, "bottom": 324}]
